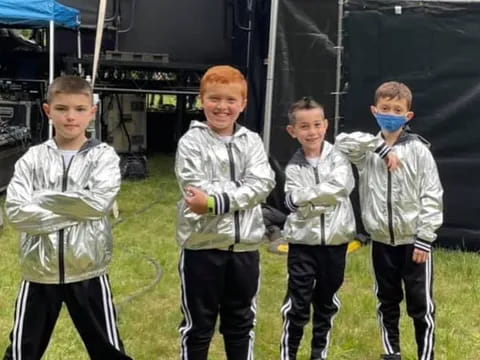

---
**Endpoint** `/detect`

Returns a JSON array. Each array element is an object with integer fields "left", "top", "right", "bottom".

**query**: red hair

[{"left": 200, "top": 65, "right": 247, "bottom": 99}]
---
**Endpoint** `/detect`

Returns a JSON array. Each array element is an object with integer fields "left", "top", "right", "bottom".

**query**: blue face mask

[{"left": 375, "top": 113, "right": 407, "bottom": 132}]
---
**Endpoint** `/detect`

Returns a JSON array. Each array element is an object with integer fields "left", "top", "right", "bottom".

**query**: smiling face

[
  {"left": 201, "top": 82, "right": 247, "bottom": 136},
  {"left": 287, "top": 108, "right": 328, "bottom": 157},
  {"left": 43, "top": 93, "right": 96, "bottom": 150}
]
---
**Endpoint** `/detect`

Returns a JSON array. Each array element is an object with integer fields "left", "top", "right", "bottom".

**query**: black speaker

[
  {"left": 0, "top": 100, "right": 46, "bottom": 144},
  {"left": 0, "top": 145, "right": 27, "bottom": 192}
]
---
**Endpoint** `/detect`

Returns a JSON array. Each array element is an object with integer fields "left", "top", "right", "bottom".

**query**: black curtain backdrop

[
  {"left": 343, "top": 0, "right": 480, "bottom": 250},
  {"left": 269, "top": 0, "right": 338, "bottom": 165}
]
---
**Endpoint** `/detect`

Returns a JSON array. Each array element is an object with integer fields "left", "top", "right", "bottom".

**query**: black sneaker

[{"left": 380, "top": 354, "right": 401, "bottom": 360}]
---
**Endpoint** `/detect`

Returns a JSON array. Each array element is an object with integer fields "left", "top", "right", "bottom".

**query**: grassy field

[{"left": 0, "top": 155, "right": 479, "bottom": 359}]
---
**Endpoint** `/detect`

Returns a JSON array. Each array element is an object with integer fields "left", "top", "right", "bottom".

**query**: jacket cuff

[
  {"left": 285, "top": 193, "right": 299, "bottom": 212},
  {"left": 414, "top": 237, "right": 432, "bottom": 252},
  {"left": 374, "top": 142, "right": 392, "bottom": 159},
  {"left": 209, "top": 193, "right": 230, "bottom": 215}
]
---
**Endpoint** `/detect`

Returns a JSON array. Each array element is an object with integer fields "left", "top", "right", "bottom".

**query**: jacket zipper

[
  {"left": 387, "top": 169, "right": 395, "bottom": 244},
  {"left": 313, "top": 167, "right": 325, "bottom": 245},
  {"left": 59, "top": 155, "right": 74, "bottom": 283},
  {"left": 227, "top": 143, "right": 240, "bottom": 245}
]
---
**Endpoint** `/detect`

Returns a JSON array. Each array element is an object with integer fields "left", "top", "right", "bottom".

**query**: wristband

[{"left": 207, "top": 196, "right": 216, "bottom": 214}]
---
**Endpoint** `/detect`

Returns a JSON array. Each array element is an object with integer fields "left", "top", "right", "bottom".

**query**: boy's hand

[
  {"left": 385, "top": 152, "right": 401, "bottom": 171},
  {"left": 185, "top": 186, "right": 208, "bottom": 214},
  {"left": 412, "top": 248, "right": 429, "bottom": 264}
]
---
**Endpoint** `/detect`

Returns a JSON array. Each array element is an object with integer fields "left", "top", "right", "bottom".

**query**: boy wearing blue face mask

[{"left": 335, "top": 81, "right": 443, "bottom": 360}]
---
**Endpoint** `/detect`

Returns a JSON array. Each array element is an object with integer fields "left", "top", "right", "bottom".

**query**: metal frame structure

[
  {"left": 262, "top": 0, "right": 279, "bottom": 154},
  {"left": 262, "top": 0, "right": 345, "bottom": 152}
]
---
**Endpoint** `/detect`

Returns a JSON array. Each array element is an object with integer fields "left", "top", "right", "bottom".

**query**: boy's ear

[
  {"left": 406, "top": 111, "right": 414, "bottom": 121},
  {"left": 324, "top": 118, "right": 329, "bottom": 130},
  {"left": 370, "top": 105, "right": 377, "bottom": 116},
  {"left": 42, "top": 103, "right": 50, "bottom": 117},
  {"left": 286, "top": 124, "right": 296, "bottom": 138},
  {"left": 240, "top": 97, "right": 247, "bottom": 112}
]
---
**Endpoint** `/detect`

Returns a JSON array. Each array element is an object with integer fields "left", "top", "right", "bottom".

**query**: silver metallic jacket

[
  {"left": 283, "top": 141, "right": 356, "bottom": 246},
  {"left": 335, "top": 131, "right": 443, "bottom": 251},
  {"left": 5, "top": 139, "right": 121, "bottom": 284},
  {"left": 175, "top": 121, "right": 275, "bottom": 251}
]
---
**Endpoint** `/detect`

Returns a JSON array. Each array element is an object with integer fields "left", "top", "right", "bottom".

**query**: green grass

[{"left": 1, "top": 155, "right": 479, "bottom": 359}]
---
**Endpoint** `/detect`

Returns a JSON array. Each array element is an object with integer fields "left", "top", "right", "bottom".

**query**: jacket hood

[
  {"left": 379, "top": 126, "right": 431, "bottom": 148},
  {"left": 288, "top": 141, "right": 334, "bottom": 167},
  {"left": 189, "top": 120, "right": 249, "bottom": 138},
  {"left": 46, "top": 138, "right": 103, "bottom": 152}
]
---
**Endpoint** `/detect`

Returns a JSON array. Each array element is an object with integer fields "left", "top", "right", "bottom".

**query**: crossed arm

[
  {"left": 176, "top": 135, "right": 275, "bottom": 215},
  {"left": 5, "top": 148, "right": 121, "bottom": 235}
]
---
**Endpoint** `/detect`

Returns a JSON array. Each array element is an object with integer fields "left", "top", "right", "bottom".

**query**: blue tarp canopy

[{"left": 0, "top": 0, "right": 80, "bottom": 29}]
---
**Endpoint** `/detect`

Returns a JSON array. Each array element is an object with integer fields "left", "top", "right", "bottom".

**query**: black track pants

[
  {"left": 372, "top": 242, "right": 435, "bottom": 360},
  {"left": 280, "top": 243, "right": 348, "bottom": 360},
  {"left": 3, "top": 275, "right": 132, "bottom": 360},
  {"left": 178, "top": 249, "right": 260, "bottom": 360}
]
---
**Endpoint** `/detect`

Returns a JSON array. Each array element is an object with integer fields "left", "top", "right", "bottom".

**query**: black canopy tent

[
  {"left": 0, "top": 0, "right": 80, "bottom": 82},
  {"left": 342, "top": 0, "right": 480, "bottom": 251},
  {"left": 0, "top": 0, "right": 81, "bottom": 138},
  {"left": 0, "top": 0, "right": 81, "bottom": 192}
]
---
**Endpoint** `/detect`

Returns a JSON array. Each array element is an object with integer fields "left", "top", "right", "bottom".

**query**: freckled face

[{"left": 201, "top": 83, "right": 246, "bottom": 136}]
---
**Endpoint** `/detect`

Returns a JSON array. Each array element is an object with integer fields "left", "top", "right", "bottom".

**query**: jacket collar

[
  {"left": 379, "top": 126, "right": 431, "bottom": 147},
  {"left": 46, "top": 138, "right": 102, "bottom": 152},
  {"left": 189, "top": 120, "right": 248, "bottom": 139},
  {"left": 288, "top": 141, "right": 333, "bottom": 166}
]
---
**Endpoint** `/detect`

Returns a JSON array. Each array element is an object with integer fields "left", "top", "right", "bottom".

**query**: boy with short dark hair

[
  {"left": 280, "top": 97, "right": 356, "bottom": 360},
  {"left": 175, "top": 65, "right": 275, "bottom": 360},
  {"left": 336, "top": 81, "right": 443, "bottom": 360},
  {"left": 3, "top": 75, "right": 132, "bottom": 360}
]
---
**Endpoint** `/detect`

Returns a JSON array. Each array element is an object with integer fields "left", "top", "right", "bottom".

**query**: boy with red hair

[{"left": 175, "top": 65, "right": 275, "bottom": 360}]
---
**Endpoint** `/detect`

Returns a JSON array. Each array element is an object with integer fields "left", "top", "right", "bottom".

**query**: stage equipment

[
  {"left": 0, "top": 124, "right": 30, "bottom": 191},
  {"left": 0, "top": 99, "right": 46, "bottom": 144},
  {"left": 104, "top": 93, "right": 146, "bottom": 154}
]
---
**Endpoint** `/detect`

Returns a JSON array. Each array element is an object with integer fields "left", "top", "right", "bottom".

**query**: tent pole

[
  {"left": 48, "top": 20, "right": 54, "bottom": 138},
  {"left": 77, "top": 28, "right": 83, "bottom": 75},
  {"left": 49, "top": 21, "right": 54, "bottom": 85},
  {"left": 92, "top": 0, "right": 108, "bottom": 87},
  {"left": 333, "top": 0, "right": 345, "bottom": 137},
  {"left": 262, "top": 0, "right": 279, "bottom": 155}
]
